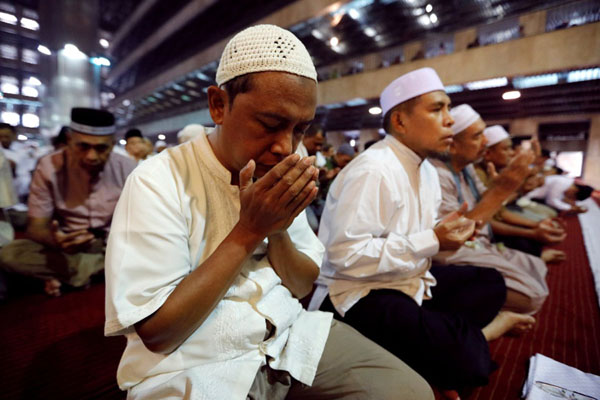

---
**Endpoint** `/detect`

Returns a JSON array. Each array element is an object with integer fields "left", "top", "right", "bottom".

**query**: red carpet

[
  {"left": 0, "top": 281, "right": 125, "bottom": 399},
  {"left": 0, "top": 215, "right": 598, "bottom": 399},
  {"left": 468, "top": 215, "right": 600, "bottom": 399}
]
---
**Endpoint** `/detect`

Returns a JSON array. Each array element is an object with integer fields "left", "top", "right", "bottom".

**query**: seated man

[
  {"left": 310, "top": 68, "right": 533, "bottom": 392},
  {"left": 0, "top": 108, "right": 135, "bottom": 296},
  {"left": 431, "top": 105, "right": 549, "bottom": 315},
  {"left": 104, "top": 25, "right": 432, "bottom": 400},
  {"left": 475, "top": 126, "right": 566, "bottom": 261},
  {"left": 523, "top": 172, "right": 594, "bottom": 215}
]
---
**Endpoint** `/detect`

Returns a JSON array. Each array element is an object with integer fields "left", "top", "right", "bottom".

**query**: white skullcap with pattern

[{"left": 216, "top": 24, "right": 317, "bottom": 86}]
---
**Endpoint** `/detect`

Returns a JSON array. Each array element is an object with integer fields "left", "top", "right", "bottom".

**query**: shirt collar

[
  {"left": 194, "top": 129, "right": 234, "bottom": 185},
  {"left": 384, "top": 135, "right": 424, "bottom": 166}
]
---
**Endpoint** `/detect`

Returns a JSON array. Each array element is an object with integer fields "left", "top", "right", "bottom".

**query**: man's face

[
  {"left": 0, "top": 128, "right": 15, "bottom": 149},
  {"left": 484, "top": 138, "right": 514, "bottom": 169},
  {"left": 334, "top": 153, "right": 353, "bottom": 168},
  {"left": 126, "top": 137, "right": 146, "bottom": 158},
  {"left": 67, "top": 130, "right": 114, "bottom": 174},
  {"left": 208, "top": 71, "right": 317, "bottom": 179},
  {"left": 303, "top": 131, "right": 324, "bottom": 156},
  {"left": 450, "top": 118, "right": 488, "bottom": 164},
  {"left": 393, "top": 91, "right": 454, "bottom": 159}
]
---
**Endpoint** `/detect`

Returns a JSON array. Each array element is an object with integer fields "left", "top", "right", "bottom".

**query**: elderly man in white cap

[
  {"left": 309, "top": 68, "right": 534, "bottom": 395},
  {"left": 473, "top": 126, "right": 567, "bottom": 260},
  {"left": 430, "top": 104, "right": 550, "bottom": 316},
  {"left": 104, "top": 25, "right": 432, "bottom": 400},
  {"left": 0, "top": 107, "right": 136, "bottom": 296}
]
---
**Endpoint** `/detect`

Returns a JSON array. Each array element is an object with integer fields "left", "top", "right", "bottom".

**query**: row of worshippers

[
  {"left": 101, "top": 25, "right": 593, "bottom": 400},
  {"left": 0, "top": 23, "right": 595, "bottom": 399}
]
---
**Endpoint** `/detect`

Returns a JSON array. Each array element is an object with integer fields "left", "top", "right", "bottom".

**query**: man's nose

[{"left": 271, "top": 130, "right": 293, "bottom": 157}]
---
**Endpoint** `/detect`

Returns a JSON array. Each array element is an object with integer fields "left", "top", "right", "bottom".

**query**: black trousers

[
  {"left": 493, "top": 233, "right": 543, "bottom": 257},
  {"left": 320, "top": 265, "right": 506, "bottom": 390}
]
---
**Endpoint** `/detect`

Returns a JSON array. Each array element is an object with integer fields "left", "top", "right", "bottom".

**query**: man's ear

[
  {"left": 207, "top": 85, "right": 228, "bottom": 125},
  {"left": 390, "top": 109, "right": 406, "bottom": 136}
]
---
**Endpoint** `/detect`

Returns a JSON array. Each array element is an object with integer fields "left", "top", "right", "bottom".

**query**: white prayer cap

[
  {"left": 450, "top": 104, "right": 481, "bottom": 135},
  {"left": 177, "top": 124, "right": 205, "bottom": 143},
  {"left": 483, "top": 125, "right": 511, "bottom": 147},
  {"left": 216, "top": 24, "right": 317, "bottom": 86},
  {"left": 380, "top": 67, "right": 444, "bottom": 117}
]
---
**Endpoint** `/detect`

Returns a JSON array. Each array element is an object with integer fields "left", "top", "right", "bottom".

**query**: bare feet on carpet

[
  {"left": 482, "top": 311, "right": 536, "bottom": 341},
  {"left": 44, "top": 279, "right": 61, "bottom": 296},
  {"left": 541, "top": 249, "right": 567, "bottom": 263}
]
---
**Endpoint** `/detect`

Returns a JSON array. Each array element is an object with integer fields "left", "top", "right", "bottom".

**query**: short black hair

[
  {"left": 52, "top": 126, "right": 69, "bottom": 147},
  {"left": 575, "top": 184, "right": 594, "bottom": 201},
  {"left": 0, "top": 122, "right": 16, "bottom": 133},
  {"left": 222, "top": 74, "right": 254, "bottom": 109},
  {"left": 305, "top": 123, "right": 323, "bottom": 138},
  {"left": 125, "top": 128, "right": 143, "bottom": 140},
  {"left": 382, "top": 97, "right": 419, "bottom": 134}
]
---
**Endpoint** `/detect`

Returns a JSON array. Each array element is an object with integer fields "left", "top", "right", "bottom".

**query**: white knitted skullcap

[
  {"left": 450, "top": 104, "right": 481, "bottom": 135},
  {"left": 216, "top": 24, "right": 317, "bottom": 86},
  {"left": 483, "top": 125, "right": 511, "bottom": 148},
  {"left": 380, "top": 67, "right": 444, "bottom": 117}
]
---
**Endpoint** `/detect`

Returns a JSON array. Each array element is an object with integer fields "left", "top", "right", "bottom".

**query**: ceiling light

[
  {"left": 1, "top": 82, "right": 19, "bottom": 95},
  {"left": 28, "top": 76, "right": 41, "bottom": 86},
  {"left": 63, "top": 44, "right": 86, "bottom": 59},
  {"left": 17, "top": 134, "right": 28, "bottom": 140},
  {"left": 0, "top": 11, "right": 17, "bottom": 25},
  {"left": 350, "top": 139, "right": 356, "bottom": 147},
  {"left": 119, "top": 139, "right": 126, "bottom": 145},
  {"left": 364, "top": 27, "right": 376, "bottom": 37},
  {"left": 444, "top": 85, "right": 464, "bottom": 93},
  {"left": 417, "top": 14, "right": 431, "bottom": 26},
  {"left": 330, "top": 36, "right": 339, "bottom": 47},
  {"left": 22, "top": 86, "right": 38, "bottom": 97},
  {"left": 22, "top": 113, "right": 39, "bottom": 128},
  {"left": 465, "top": 77, "right": 508, "bottom": 90},
  {"left": 425, "top": 4, "right": 433, "bottom": 12},
  {"left": 412, "top": 8, "right": 424, "bottom": 16},
  {"left": 1, "top": 111, "right": 19, "bottom": 125},
  {"left": 369, "top": 106, "right": 382, "bottom": 115},
  {"left": 513, "top": 74, "right": 559, "bottom": 89},
  {"left": 158, "top": 134, "right": 166, "bottom": 140},
  {"left": 122, "top": 99, "right": 131, "bottom": 106},
  {"left": 429, "top": 13, "right": 438, "bottom": 23},
  {"left": 348, "top": 8, "right": 360, "bottom": 20},
  {"left": 20, "top": 17, "right": 39, "bottom": 30},
  {"left": 91, "top": 56, "right": 111, "bottom": 66},
  {"left": 99, "top": 38, "right": 109, "bottom": 48},
  {"left": 502, "top": 90, "right": 521, "bottom": 100},
  {"left": 37, "top": 45, "right": 51, "bottom": 55}
]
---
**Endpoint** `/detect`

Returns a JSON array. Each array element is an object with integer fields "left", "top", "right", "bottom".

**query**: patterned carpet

[
  {"left": 468, "top": 214, "right": 600, "bottom": 399},
  {"left": 0, "top": 215, "right": 598, "bottom": 399}
]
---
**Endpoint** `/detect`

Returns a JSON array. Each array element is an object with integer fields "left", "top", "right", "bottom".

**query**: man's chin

[{"left": 428, "top": 150, "right": 450, "bottom": 161}]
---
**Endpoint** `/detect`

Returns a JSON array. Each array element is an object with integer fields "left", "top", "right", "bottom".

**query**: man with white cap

[
  {"left": 430, "top": 104, "right": 549, "bottom": 315},
  {"left": 310, "top": 68, "right": 533, "bottom": 393},
  {"left": 475, "top": 126, "right": 567, "bottom": 260},
  {"left": 0, "top": 107, "right": 136, "bottom": 296},
  {"left": 104, "top": 25, "right": 432, "bottom": 400}
]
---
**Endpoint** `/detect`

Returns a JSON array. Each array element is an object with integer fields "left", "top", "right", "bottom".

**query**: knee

[{"left": 382, "top": 365, "right": 434, "bottom": 400}]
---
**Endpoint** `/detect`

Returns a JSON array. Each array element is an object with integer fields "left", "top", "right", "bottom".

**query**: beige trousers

[
  {"left": 247, "top": 319, "right": 433, "bottom": 400},
  {"left": 0, "top": 239, "right": 104, "bottom": 287}
]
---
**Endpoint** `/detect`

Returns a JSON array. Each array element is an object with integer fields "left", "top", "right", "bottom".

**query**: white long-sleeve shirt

[
  {"left": 523, "top": 174, "right": 574, "bottom": 211},
  {"left": 105, "top": 130, "right": 332, "bottom": 399},
  {"left": 310, "top": 135, "right": 440, "bottom": 316}
]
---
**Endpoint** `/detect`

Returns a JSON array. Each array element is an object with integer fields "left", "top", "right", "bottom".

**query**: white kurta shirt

[
  {"left": 523, "top": 174, "right": 574, "bottom": 211},
  {"left": 105, "top": 130, "right": 332, "bottom": 399},
  {"left": 310, "top": 135, "right": 440, "bottom": 316}
]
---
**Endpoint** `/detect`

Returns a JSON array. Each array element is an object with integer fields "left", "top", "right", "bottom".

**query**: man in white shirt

[
  {"left": 105, "top": 25, "right": 431, "bottom": 400},
  {"left": 431, "top": 106, "right": 549, "bottom": 315},
  {"left": 311, "top": 68, "right": 534, "bottom": 392},
  {"left": 523, "top": 174, "right": 593, "bottom": 214}
]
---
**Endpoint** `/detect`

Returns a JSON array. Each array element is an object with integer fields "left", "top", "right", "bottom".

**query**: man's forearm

[
  {"left": 498, "top": 209, "right": 538, "bottom": 228},
  {"left": 26, "top": 226, "right": 56, "bottom": 248},
  {"left": 490, "top": 220, "right": 535, "bottom": 239},
  {"left": 465, "top": 186, "right": 513, "bottom": 224},
  {"left": 135, "top": 224, "right": 264, "bottom": 354},
  {"left": 267, "top": 232, "right": 319, "bottom": 299}
]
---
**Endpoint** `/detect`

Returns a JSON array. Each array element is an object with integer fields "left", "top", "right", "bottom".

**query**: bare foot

[
  {"left": 482, "top": 311, "right": 535, "bottom": 341},
  {"left": 541, "top": 249, "right": 567, "bottom": 263},
  {"left": 44, "top": 279, "right": 61, "bottom": 297}
]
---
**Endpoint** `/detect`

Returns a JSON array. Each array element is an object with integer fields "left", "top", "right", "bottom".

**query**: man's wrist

[{"left": 230, "top": 223, "right": 266, "bottom": 253}]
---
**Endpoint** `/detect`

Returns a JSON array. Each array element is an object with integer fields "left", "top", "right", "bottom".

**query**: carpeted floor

[
  {"left": 468, "top": 214, "right": 600, "bottom": 399},
  {"left": 0, "top": 215, "right": 598, "bottom": 399}
]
